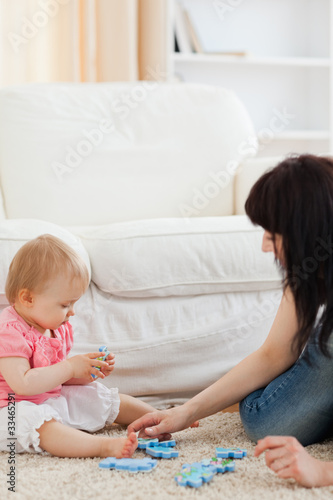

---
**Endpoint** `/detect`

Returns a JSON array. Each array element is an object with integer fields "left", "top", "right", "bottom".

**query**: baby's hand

[
  {"left": 67, "top": 353, "right": 109, "bottom": 381},
  {"left": 100, "top": 352, "right": 115, "bottom": 377}
]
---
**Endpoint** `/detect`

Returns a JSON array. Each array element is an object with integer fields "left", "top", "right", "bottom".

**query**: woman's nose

[{"left": 262, "top": 232, "right": 274, "bottom": 253}]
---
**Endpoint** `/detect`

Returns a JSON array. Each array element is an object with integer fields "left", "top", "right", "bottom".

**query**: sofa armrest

[
  {"left": 234, "top": 156, "right": 284, "bottom": 215},
  {"left": 0, "top": 183, "right": 6, "bottom": 220}
]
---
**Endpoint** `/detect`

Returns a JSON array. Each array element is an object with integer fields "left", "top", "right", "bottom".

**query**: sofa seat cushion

[
  {"left": 71, "top": 215, "right": 281, "bottom": 298},
  {"left": 0, "top": 219, "right": 91, "bottom": 299}
]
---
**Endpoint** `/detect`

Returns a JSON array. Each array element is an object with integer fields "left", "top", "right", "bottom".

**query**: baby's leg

[
  {"left": 115, "top": 394, "right": 157, "bottom": 426},
  {"left": 37, "top": 419, "right": 137, "bottom": 458}
]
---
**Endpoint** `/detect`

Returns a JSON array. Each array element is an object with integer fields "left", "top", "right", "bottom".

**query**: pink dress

[
  {"left": 0, "top": 306, "right": 73, "bottom": 407},
  {"left": 0, "top": 306, "right": 120, "bottom": 453}
]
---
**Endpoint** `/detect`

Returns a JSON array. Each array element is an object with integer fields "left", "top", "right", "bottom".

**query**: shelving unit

[
  {"left": 169, "top": 0, "right": 333, "bottom": 157},
  {"left": 173, "top": 53, "right": 331, "bottom": 68}
]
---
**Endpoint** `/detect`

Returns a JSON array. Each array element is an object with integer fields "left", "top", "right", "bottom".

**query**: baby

[{"left": 0, "top": 234, "right": 156, "bottom": 458}]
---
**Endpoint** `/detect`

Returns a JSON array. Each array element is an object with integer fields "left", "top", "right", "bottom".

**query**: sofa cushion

[
  {"left": 0, "top": 219, "right": 91, "bottom": 300},
  {"left": 72, "top": 215, "right": 281, "bottom": 297},
  {"left": 0, "top": 82, "right": 256, "bottom": 225}
]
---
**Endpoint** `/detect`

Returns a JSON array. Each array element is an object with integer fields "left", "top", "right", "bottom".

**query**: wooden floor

[{"left": 222, "top": 403, "right": 239, "bottom": 413}]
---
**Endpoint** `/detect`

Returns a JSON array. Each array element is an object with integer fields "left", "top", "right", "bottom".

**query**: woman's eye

[{"left": 62, "top": 305, "right": 69, "bottom": 308}]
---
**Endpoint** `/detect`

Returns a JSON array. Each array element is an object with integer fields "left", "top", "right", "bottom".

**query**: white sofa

[{"left": 0, "top": 82, "right": 282, "bottom": 408}]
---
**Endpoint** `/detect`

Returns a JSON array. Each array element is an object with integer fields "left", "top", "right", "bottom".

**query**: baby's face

[{"left": 27, "top": 275, "right": 84, "bottom": 334}]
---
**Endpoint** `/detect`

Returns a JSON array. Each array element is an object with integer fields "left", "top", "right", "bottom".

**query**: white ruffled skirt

[{"left": 0, "top": 382, "right": 120, "bottom": 453}]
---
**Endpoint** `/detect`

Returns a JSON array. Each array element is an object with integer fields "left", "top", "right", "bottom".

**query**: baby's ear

[{"left": 18, "top": 289, "right": 34, "bottom": 307}]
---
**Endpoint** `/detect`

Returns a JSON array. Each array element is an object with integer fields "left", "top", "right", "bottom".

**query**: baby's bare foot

[
  {"left": 121, "top": 432, "right": 138, "bottom": 458},
  {"left": 103, "top": 432, "right": 138, "bottom": 458}
]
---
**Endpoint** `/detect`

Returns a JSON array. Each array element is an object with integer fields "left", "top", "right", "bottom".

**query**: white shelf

[
  {"left": 263, "top": 130, "right": 331, "bottom": 142},
  {"left": 173, "top": 53, "right": 331, "bottom": 68},
  {"left": 170, "top": 0, "right": 333, "bottom": 155}
]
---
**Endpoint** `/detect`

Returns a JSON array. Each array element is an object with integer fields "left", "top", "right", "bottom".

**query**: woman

[{"left": 128, "top": 154, "right": 333, "bottom": 487}]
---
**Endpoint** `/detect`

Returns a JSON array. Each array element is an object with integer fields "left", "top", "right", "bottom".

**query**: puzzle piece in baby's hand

[
  {"left": 91, "top": 345, "right": 110, "bottom": 379},
  {"left": 98, "top": 457, "right": 157, "bottom": 473},
  {"left": 146, "top": 445, "right": 179, "bottom": 459},
  {"left": 201, "top": 457, "right": 235, "bottom": 473},
  {"left": 215, "top": 447, "right": 247, "bottom": 459},
  {"left": 175, "top": 463, "right": 216, "bottom": 488}
]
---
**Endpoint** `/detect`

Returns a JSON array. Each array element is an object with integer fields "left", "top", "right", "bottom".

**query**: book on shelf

[
  {"left": 174, "top": 0, "right": 247, "bottom": 56},
  {"left": 183, "top": 9, "right": 201, "bottom": 53},
  {"left": 174, "top": 0, "right": 193, "bottom": 53}
]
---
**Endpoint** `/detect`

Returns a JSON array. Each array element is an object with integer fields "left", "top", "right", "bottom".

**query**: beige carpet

[{"left": 1, "top": 412, "right": 333, "bottom": 500}]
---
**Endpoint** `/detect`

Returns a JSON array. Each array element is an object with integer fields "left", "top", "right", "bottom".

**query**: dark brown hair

[{"left": 245, "top": 154, "right": 333, "bottom": 358}]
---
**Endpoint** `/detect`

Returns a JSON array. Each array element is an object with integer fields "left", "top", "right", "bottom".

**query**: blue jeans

[{"left": 239, "top": 329, "right": 333, "bottom": 446}]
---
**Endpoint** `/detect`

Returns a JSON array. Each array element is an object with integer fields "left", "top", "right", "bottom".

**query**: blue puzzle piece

[
  {"left": 137, "top": 438, "right": 159, "bottom": 449},
  {"left": 151, "top": 439, "right": 176, "bottom": 448},
  {"left": 175, "top": 463, "right": 216, "bottom": 488},
  {"left": 138, "top": 438, "right": 176, "bottom": 449},
  {"left": 216, "top": 447, "right": 247, "bottom": 459},
  {"left": 146, "top": 445, "right": 179, "bottom": 459},
  {"left": 99, "top": 457, "right": 157, "bottom": 473},
  {"left": 201, "top": 457, "right": 235, "bottom": 473}
]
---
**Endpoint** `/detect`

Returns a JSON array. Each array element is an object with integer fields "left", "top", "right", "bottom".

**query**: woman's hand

[
  {"left": 66, "top": 352, "right": 109, "bottom": 381},
  {"left": 127, "top": 406, "right": 198, "bottom": 440},
  {"left": 100, "top": 352, "right": 115, "bottom": 377},
  {"left": 255, "top": 436, "right": 331, "bottom": 487}
]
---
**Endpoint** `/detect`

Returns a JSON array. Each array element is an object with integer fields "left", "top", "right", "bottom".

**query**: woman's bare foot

[{"left": 103, "top": 432, "right": 138, "bottom": 458}]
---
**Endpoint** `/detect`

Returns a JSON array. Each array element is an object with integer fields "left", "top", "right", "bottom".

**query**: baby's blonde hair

[{"left": 5, "top": 234, "right": 90, "bottom": 304}]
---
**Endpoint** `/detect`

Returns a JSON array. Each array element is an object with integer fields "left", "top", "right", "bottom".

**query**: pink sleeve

[{"left": 0, "top": 322, "right": 32, "bottom": 359}]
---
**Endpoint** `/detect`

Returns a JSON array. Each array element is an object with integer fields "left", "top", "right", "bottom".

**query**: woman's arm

[
  {"left": 0, "top": 352, "right": 109, "bottom": 396},
  {"left": 255, "top": 436, "right": 333, "bottom": 487},
  {"left": 129, "top": 287, "right": 300, "bottom": 436},
  {"left": 183, "top": 287, "right": 299, "bottom": 422}
]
